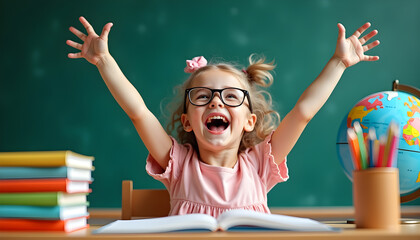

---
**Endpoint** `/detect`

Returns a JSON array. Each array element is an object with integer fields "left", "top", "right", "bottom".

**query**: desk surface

[
  {"left": 1, "top": 223, "right": 420, "bottom": 240},
  {"left": 1, "top": 207, "right": 420, "bottom": 240}
]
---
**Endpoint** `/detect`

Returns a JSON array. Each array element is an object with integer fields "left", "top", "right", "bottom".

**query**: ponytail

[
  {"left": 245, "top": 54, "right": 275, "bottom": 87},
  {"left": 240, "top": 54, "right": 279, "bottom": 151}
]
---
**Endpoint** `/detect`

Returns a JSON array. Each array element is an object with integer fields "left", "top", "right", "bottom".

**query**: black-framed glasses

[{"left": 183, "top": 87, "right": 253, "bottom": 113}]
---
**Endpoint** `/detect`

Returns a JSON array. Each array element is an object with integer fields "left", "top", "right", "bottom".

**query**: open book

[{"left": 94, "top": 209, "right": 338, "bottom": 233}]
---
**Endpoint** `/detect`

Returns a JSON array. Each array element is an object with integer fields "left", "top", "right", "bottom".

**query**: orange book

[
  {"left": 0, "top": 216, "right": 88, "bottom": 232},
  {"left": 0, "top": 178, "right": 91, "bottom": 193}
]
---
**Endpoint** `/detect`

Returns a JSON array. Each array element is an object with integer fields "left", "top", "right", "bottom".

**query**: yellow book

[{"left": 0, "top": 151, "right": 94, "bottom": 170}]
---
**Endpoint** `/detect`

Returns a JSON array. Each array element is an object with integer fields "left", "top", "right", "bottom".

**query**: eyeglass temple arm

[
  {"left": 246, "top": 94, "right": 253, "bottom": 113},
  {"left": 183, "top": 91, "right": 188, "bottom": 113}
]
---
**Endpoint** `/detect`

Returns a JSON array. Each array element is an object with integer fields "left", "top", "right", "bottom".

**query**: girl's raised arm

[
  {"left": 270, "top": 22, "right": 380, "bottom": 164},
  {"left": 67, "top": 17, "right": 172, "bottom": 169}
]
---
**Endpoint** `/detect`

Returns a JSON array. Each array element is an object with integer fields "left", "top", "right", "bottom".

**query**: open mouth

[{"left": 206, "top": 115, "right": 230, "bottom": 133}]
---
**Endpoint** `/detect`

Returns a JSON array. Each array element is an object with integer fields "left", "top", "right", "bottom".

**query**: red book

[
  {"left": 0, "top": 216, "right": 88, "bottom": 232},
  {"left": 0, "top": 178, "right": 91, "bottom": 193}
]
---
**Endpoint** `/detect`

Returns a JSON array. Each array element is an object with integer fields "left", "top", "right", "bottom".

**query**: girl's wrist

[
  {"left": 329, "top": 56, "right": 347, "bottom": 70},
  {"left": 96, "top": 53, "right": 113, "bottom": 69}
]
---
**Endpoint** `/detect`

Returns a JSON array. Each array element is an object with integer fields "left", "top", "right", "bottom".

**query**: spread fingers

[
  {"left": 66, "top": 40, "right": 82, "bottom": 50},
  {"left": 69, "top": 26, "right": 86, "bottom": 41}
]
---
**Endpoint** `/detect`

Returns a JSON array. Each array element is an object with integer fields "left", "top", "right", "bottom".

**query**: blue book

[
  {"left": 0, "top": 167, "right": 92, "bottom": 181},
  {"left": 0, "top": 204, "right": 89, "bottom": 220}
]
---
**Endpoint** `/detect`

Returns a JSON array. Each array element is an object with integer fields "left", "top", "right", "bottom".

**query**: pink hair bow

[{"left": 184, "top": 56, "right": 207, "bottom": 73}]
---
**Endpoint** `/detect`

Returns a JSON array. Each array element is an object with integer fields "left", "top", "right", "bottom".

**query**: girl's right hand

[{"left": 67, "top": 17, "right": 113, "bottom": 66}]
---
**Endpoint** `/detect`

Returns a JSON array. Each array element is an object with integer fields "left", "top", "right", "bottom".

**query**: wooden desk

[
  {"left": 1, "top": 224, "right": 420, "bottom": 240},
  {"left": 1, "top": 207, "right": 420, "bottom": 240}
]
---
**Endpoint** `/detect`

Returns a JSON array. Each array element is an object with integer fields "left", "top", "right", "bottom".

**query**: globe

[{"left": 336, "top": 90, "right": 420, "bottom": 197}]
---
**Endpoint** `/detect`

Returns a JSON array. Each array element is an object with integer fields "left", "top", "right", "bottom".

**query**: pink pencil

[
  {"left": 382, "top": 124, "right": 393, "bottom": 167},
  {"left": 386, "top": 124, "right": 400, "bottom": 167}
]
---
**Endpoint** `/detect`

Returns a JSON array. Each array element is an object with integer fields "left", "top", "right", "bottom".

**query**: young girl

[{"left": 67, "top": 17, "right": 380, "bottom": 217}]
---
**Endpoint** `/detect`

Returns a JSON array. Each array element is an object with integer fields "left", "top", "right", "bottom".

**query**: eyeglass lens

[{"left": 189, "top": 88, "right": 245, "bottom": 106}]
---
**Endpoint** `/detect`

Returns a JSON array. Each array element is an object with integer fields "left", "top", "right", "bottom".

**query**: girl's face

[{"left": 181, "top": 69, "right": 257, "bottom": 153}]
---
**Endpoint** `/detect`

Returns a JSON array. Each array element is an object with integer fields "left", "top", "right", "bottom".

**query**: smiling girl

[{"left": 67, "top": 17, "right": 380, "bottom": 217}]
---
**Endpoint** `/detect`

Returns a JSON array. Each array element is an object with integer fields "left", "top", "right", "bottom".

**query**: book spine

[
  {"left": 0, "top": 205, "right": 62, "bottom": 219},
  {"left": 0, "top": 205, "right": 88, "bottom": 219},
  {"left": 0, "top": 179, "right": 68, "bottom": 193},
  {"left": 0, "top": 151, "right": 68, "bottom": 167},
  {"left": 0, "top": 167, "right": 68, "bottom": 179},
  {"left": 0, "top": 192, "right": 59, "bottom": 206},
  {"left": 0, "top": 217, "right": 89, "bottom": 232},
  {"left": 0, "top": 151, "right": 93, "bottom": 169}
]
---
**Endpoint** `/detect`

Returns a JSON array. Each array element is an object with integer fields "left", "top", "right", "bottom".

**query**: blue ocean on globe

[{"left": 336, "top": 91, "right": 420, "bottom": 195}]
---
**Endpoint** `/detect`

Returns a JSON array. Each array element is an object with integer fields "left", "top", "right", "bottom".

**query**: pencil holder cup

[{"left": 353, "top": 168, "right": 400, "bottom": 231}]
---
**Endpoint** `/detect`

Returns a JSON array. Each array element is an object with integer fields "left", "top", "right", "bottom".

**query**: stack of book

[{"left": 0, "top": 151, "right": 94, "bottom": 232}]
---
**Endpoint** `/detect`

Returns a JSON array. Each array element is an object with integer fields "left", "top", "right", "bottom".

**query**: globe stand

[
  {"left": 392, "top": 79, "right": 420, "bottom": 97},
  {"left": 393, "top": 80, "right": 420, "bottom": 224}
]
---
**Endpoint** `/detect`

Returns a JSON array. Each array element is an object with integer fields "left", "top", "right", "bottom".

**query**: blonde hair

[{"left": 166, "top": 54, "right": 280, "bottom": 152}]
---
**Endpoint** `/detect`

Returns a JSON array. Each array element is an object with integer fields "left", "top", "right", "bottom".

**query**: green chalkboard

[{"left": 1, "top": 0, "right": 419, "bottom": 208}]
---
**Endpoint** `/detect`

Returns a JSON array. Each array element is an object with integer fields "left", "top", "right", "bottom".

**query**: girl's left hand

[{"left": 334, "top": 22, "right": 380, "bottom": 68}]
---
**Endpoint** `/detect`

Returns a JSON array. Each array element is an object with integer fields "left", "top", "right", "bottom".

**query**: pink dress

[{"left": 146, "top": 133, "right": 289, "bottom": 218}]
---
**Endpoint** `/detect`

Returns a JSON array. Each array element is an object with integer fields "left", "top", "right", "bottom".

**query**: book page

[
  {"left": 94, "top": 214, "right": 218, "bottom": 234},
  {"left": 217, "top": 209, "right": 336, "bottom": 232}
]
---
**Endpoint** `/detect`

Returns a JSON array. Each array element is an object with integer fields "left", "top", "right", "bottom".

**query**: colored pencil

[
  {"left": 347, "top": 128, "right": 361, "bottom": 171},
  {"left": 377, "top": 136, "right": 386, "bottom": 167},
  {"left": 372, "top": 139, "right": 380, "bottom": 168},
  {"left": 368, "top": 127, "right": 377, "bottom": 168},
  {"left": 386, "top": 123, "right": 400, "bottom": 167},
  {"left": 353, "top": 122, "right": 368, "bottom": 169},
  {"left": 382, "top": 123, "right": 394, "bottom": 167}
]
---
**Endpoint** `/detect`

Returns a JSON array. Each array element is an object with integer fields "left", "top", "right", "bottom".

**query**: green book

[{"left": 0, "top": 192, "right": 88, "bottom": 206}]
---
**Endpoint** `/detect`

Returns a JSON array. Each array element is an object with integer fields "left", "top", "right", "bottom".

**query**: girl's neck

[{"left": 198, "top": 146, "right": 238, "bottom": 168}]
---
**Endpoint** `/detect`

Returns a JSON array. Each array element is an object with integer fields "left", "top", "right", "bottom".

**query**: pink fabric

[{"left": 146, "top": 132, "right": 289, "bottom": 218}]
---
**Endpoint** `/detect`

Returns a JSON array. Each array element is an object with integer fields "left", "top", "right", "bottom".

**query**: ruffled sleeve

[
  {"left": 243, "top": 132, "right": 289, "bottom": 191},
  {"left": 145, "top": 136, "right": 191, "bottom": 189}
]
